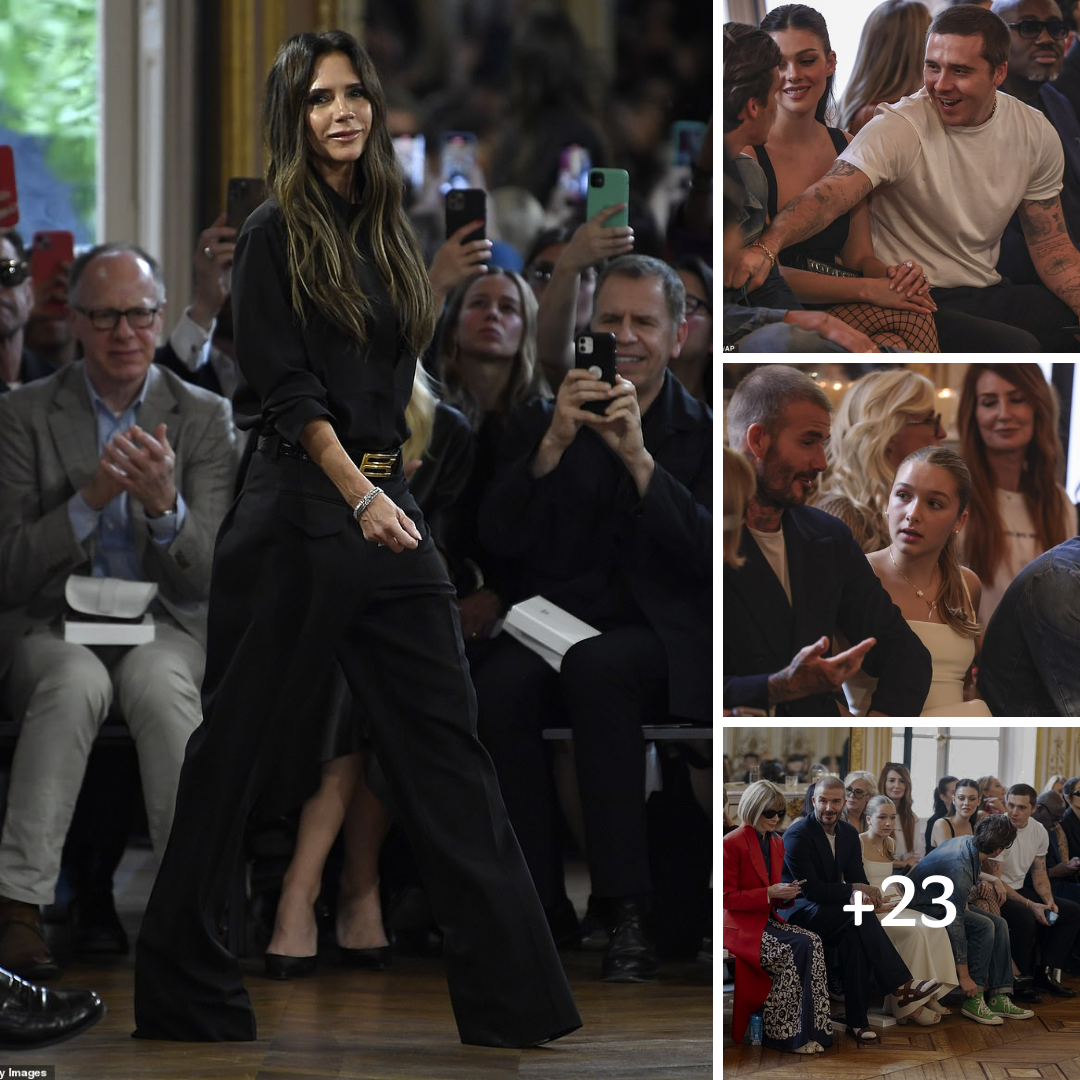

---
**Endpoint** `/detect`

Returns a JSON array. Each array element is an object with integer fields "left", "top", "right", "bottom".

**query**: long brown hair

[
  {"left": 262, "top": 30, "right": 436, "bottom": 353},
  {"left": 957, "top": 364, "right": 1068, "bottom": 584},
  {"left": 892, "top": 446, "right": 981, "bottom": 638},
  {"left": 879, "top": 762, "right": 916, "bottom": 853}
]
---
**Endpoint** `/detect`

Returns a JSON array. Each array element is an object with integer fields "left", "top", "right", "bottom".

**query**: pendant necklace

[{"left": 889, "top": 546, "right": 938, "bottom": 615}]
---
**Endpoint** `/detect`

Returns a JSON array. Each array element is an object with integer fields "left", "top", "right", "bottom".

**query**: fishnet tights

[{"left": 826, "top": 302, "right": 940, "bottom": 352}]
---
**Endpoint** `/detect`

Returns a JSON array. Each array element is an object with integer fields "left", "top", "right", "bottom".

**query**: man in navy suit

[
  {"left": 723, "top": 364, "right": 932, "bottom": 716},
  {"left": 782, "top": 776, "right": 939, "bottom": 1039}
]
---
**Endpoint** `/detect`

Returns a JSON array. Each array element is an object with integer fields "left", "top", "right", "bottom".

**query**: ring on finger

[{"left": 203, "top": 245, "right": 214, "bottom": 260}]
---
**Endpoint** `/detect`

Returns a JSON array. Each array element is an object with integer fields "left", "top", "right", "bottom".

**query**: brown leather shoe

[{"left": 0, "top": 901, "right": 58, "bottom": 980}]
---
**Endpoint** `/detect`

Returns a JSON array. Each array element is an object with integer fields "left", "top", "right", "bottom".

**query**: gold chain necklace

[{"left": 889, "top": 546, "right": 938, "bottom": 615}]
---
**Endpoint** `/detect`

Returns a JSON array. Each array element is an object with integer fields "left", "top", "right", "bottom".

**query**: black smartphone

[
  {"left": 575, "top": 332, "right": 617, "bottom": 414},
  {"left": 445, "top": 188, "right": 486, "bottom": 244},
  {"left": 226, "top": 176, "right": 268, "bottom": 231}
]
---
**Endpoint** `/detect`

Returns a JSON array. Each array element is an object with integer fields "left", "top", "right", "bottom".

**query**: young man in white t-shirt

[
  {"left": 725, "top": 5, "right": 1080, "bottom": 353},
  {"left": 992, "top": 784, "right": 1080, "bottom": 1001}
]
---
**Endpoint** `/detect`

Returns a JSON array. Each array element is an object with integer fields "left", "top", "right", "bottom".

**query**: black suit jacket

[
  {"left": 0, "top": 348, "right": 54, "bottom": 393},
  {"left": 781, "top": 814, "right": 868, "bottom": 917},
  {"left": 723, "top": 504, "right": 932, "bottom": 716},
  {"left": 479, "top": 370, "right": 712, "bottom": 722}
]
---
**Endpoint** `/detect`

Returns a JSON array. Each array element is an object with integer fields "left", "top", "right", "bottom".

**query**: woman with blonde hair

[
  {"left": 1042, "top": 775, "right": 1066, "bottom": 796},
  {"left": 846, "top": 446, "right": 991, "bottom": 717},
  {"left": 957, "top": 363, "right": 1077, "bottom": 626},
  {"left": 838, "top": 1, "right": 933, "bottom": 134},
  {"left": 841, "top": 770, "right": 877, "bottom": 833},
  {"left": 723, "top": 447, "right": 756, "bottom": 568},
  {"left": 814, "top": 368, "right": 946, "bottom": 552}
]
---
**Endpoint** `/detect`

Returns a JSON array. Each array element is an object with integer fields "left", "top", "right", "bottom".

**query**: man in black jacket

[
  {"left": 475, "top": 254, "right": 710, "bottom": 983},
  {"left": 782, "top": 776, "right": 940, "bottom": 1040},
  {"left": 724, "top": 364, "right": 933, "bottom": 716}
]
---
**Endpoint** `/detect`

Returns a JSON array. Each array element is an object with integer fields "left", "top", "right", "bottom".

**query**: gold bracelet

[{"left": 749, "top": 240, "right": 777, "bottom": 269}]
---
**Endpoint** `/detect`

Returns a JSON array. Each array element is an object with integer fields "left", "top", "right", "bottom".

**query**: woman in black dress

[{"left": 133, "top": 29, "right": 580, "bottom": 1048}]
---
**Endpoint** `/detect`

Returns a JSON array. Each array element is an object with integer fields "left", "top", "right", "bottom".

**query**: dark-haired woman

[
  {"left": 133, "top": 30, "right": 580, "bottom": 1048},
  {"left": 748, "top": 4, "right": 939, "bottom": 351},
  {"left": 924, "top": 775, "right": 957, "bottom": 852}
]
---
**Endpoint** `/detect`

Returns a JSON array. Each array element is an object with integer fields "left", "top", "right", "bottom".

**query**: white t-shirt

[
  {"left": 894, "top": 813, "right": 926, "bottom": 862},
  {"left": 996, "top": 817, "right": 1049, "bottom": 891},
  {"left": 977, "top": 488, "right": 1078, "bottom": 626},
  {"left": 840, "top": 89, "right": 1063, "bottom": 288},
  {"left": 747, "top": 525, "right": 792, "bottom": 605}
]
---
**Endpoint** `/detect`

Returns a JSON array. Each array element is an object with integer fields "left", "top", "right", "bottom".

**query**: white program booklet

[{"left": 501, "top": 596, "right": 599, "bottom": 672}]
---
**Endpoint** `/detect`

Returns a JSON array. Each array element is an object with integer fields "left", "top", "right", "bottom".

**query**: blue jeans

[{"left": 962, "top": 908, "right": 1013, "bottom": 995}]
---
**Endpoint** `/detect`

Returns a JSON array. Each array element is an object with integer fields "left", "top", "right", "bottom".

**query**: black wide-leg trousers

[{"left": 133, "top": 452, "right": 580, "bottom": 1047}]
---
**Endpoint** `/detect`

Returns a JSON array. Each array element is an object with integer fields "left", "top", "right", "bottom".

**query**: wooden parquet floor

[
  {"left": 723, "top": 989, "right": 1080, "bottom": 1080},
  {"left": 3, "top": 851, "right": 714, "bottom": 1079}
]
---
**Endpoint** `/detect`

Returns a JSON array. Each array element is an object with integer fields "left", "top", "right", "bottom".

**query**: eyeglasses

[
  {"left": 1007, "top": 18, "right": 1069, "bottom": 39},
  {"left": 0, "top": 259, "right": 30, "bottom": 288},
  {"left": 73, "top": 306, "right": 161, "bottom": 331},
  {"left": 685, "top": 295, "right": 710, "bottom": 316},
  {"left": 845, "top": 786, "right": 869, "bottom": 798},
  {"left": 760, "top": 807, "right": 784, "bottom": 820},
  {"left": 907, "top": 412, "right": 942, "bottom": 431}
]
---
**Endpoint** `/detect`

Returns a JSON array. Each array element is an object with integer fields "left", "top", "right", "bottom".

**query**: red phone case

[
  {"left": 0, "top": 146, "right": 17, "bottom": 228},
  {"left": 31, "top": 231, "right": 75, "bottom": 314}
]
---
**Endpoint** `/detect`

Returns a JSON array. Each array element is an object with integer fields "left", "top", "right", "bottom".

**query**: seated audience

[
  {"left": 670, "top": 255, "right": 711, "bottom": 405},
  {"left": 738, "top": 752, "right": 762, "bottom": 783},
  {"left": 978, "top": 538, "right": 1080, "bottom": 716},
  {"left": 819, "top": 754, "right": 843, "bottom": 774},
  {"left": 474, "top": 254, "right": 711, "bottom": 981},
  {"left": 784, "top": 754, "right": 809, "bottom": 783},
  {"left": 956, "top": 364, "right": 1076, "bottom": 626},
  {"left": 880, "top": 762, "right": 926, "bottom": 870},
  {"left": 813, "top": 368, "right": 945, "bottom": 553},
  {"left": 931, "top": 777, "right": 983, "bottom": 848},
  {"left": 841, "top": 770, "right": 877, "bottom": 832},
  {"left": 925, "top": 775, "right": 959, "bottom": 851},
  {"left": 728, "top": 5, "right": 1080, "bottom": 352},
  {"left": 908, "top": 814, "right": 1030, "bottom": 1024},
  {"left": 722, "top": 781, "right": 831, "bottom": 1054},
  {"left": 1043, "top": 775, "right": 1067, "bottom": 796},
  {"left": 0, "top": 244, "right": 237, "bottom": 976},
  {"left": 859, "top": 795, "right": 958, "bottom": 1022},
  {"left": 992, "top": 0, "right": 1080, "bottom": 285},
  {"left": 723, "top": 364, "right": 932, "bottom": 716},
  {"left": 980, "top": 775, "right": 1009, "bottom": 816},
  {"left": 1033, "top": 791, "right": 1080, "bottom": 911},
  {"left": 847, "top": 447, "right": 990, "bottom": 716},
  {"left": 781, "top": 775, "right": 941, "bottom": 1045},
  {"left": 991, "top": 783, "right": 1080, "bottom": 1001},
  {"left": 838, "top": 0, "right": 934, "bottom": 134},
  {"left": 0, "top": 230, "right": 53, "bottom": 392},
  {"left": 1063, "top": 777, "right": 1080, "bottom": 855},
  {"left": 749, "top": 5, "right": 940, "bottom": 351}
]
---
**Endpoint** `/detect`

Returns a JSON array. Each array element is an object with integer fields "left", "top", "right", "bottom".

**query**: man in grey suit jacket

[{"left": 0, "top": 243, "right": 236, "bottom": 976}]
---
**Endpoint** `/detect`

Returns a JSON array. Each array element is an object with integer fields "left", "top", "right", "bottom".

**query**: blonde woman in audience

[
  {"left": 1043, "top": 775, "right": 1066, "bottom": 796},
  {"left": 723, "top": 447, "right": 756, "bottom": 569},
  {"left": 814, "top": 369, "right": 945, "bottom": 552},
  {"left": 844, "top": 446, "right": 991, "bottom": 717},
  {"left": 860, "top": 795, "right": 958, "bottom": 1023},
  {"left": 957, "top": 363, "right": 1077, "bottom": 626},
  {"left": 930, "top": 778, "right": 982, "bottom": 849},
  {"left": 979, "top": 775, "right": 1007, "bottom": 816},
  {"left": 838, "top": 1, "right": 933, "bottom": 134},
  {"left": 841, "top": 770, "right": 877, "bottom": 833}
]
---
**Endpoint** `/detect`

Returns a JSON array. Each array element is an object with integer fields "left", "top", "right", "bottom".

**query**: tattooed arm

[
  {"left": 1018, "top": 195, "right": 1080, "bottom": 316},
  {"left": 724, "top": 158, "right": 875, "bottom": 293}
]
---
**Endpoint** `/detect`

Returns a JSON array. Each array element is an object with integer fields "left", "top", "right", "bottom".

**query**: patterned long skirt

[{"left": 759, "top": 914, "right": 833, "bottom": 1052}]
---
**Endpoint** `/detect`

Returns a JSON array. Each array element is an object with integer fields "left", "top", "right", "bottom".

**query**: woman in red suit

[{"left": 724, "top": 781, "right": 831, "bottom": 1054}]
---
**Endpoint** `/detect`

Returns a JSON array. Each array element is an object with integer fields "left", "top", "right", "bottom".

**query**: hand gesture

[
  {"left": 190, "top": 213, "right": 237, "bottom": 327},
  {"left": 858, "top": 275, "right": 936, "bottom": 314},
  {"left": 769, "top": 635, "right": 877, "bottom": 704},
  {"left": 546, "top": 366, "right": 616, "bottom": 449},
  {"left": 585, "top": 375, "right": 650, "bottom": 471},
  {"left": 886, "top": 259, "right": 932, "bottom": 300},
  {"left": 767, "top": 882, "right": 802, "bottom": 902},
  {"left": 852, "top": 883, "right": 883, "bottom": 907},
  {"left": 556, "top": 205, "right": 634, "bottom": 276},
  {"left": 724, "top": 245, "right": 772, "bottom": 293},
  {"left": 104, "top": 423, "right": 178, "bottom": 517},
  {"left": 1032, "top": 901, "right": 1053, "bottom": 927},
  {"left": 428, "top": 221, "right": 493, "bottom": 300},
  {"left": 355, "top": 489, "right": 421, "bottom": 553}
]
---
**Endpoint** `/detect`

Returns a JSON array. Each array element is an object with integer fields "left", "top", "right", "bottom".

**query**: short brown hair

[
  {"left": 723, "top": 23, "right": 783, "bottom": 134},
  {"left": 927, "top": 5, "right": 1010, "bottom": 71},
  {"left": 974, "top": 813, "right": 1017, "bottom": 854},
  {"left": 726, "top": 364, "right": 833, "bottom": 451}
]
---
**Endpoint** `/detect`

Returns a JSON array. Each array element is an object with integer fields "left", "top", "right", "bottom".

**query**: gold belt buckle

[{"left": 359, "top": 451, "right": 396, "bottom": 478}]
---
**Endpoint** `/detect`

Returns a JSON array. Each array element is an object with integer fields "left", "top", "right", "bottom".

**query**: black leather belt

[{"left": 257, "top": 435, "right": 400, "bottom": 478}]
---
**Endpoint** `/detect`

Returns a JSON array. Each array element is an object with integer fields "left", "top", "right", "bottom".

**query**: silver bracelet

[{"left": 352, "top": 486, "right": 383, "bottom": 523}]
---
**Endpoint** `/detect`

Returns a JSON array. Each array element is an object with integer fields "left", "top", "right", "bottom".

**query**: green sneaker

[
  {"left": 987, "top": 993, "right": 1034, "bottom": 1020},
  {"left": 961, "top": 994, "right": 1003, "bottom": 1025}
]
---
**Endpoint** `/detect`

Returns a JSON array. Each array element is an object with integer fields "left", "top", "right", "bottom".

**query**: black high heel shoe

[
  {"left": 338, "top": 944, "right": 392, "bottom": 970},
  {"left": 264, "top": 953, "right": 318, "bottom": 980}
]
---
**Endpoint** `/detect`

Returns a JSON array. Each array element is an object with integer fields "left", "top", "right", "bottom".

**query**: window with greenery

[{"left": 0, "top": 0, "right": 98, "bottom": 242}]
